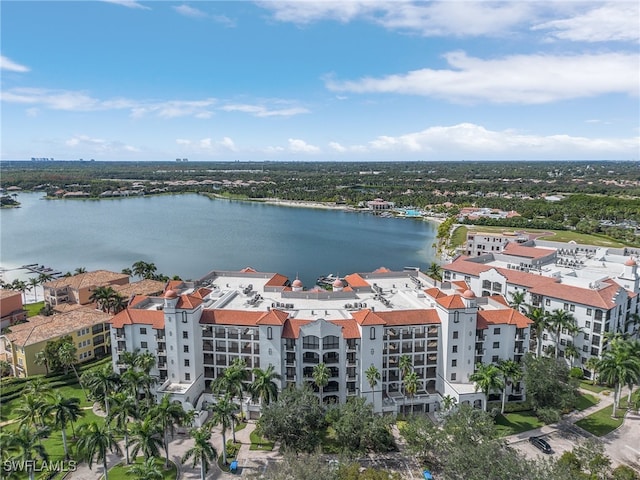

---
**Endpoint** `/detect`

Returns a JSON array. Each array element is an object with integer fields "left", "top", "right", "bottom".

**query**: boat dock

[{"left": 21, "top": 264, "right": 63, "bottom": 277}]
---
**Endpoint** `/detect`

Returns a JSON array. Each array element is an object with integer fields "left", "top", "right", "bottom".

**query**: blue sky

[{"left": 1, "top": 1, "right": 638, "bottom": 162}]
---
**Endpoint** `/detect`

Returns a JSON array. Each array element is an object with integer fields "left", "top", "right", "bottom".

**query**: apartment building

[
  {"left": 43, "top": 270, "right": 130, "bottom": 307},
  {"left": 0, "top": 289, "right": 27, "bottom": 330},
  {"left": 1, "top": 306, "right": 111, "bottom": 377},
  {"left": 443, "top": 242, "right": 640, "bottom": 377},
  {"left": 109, "top": 267, "right": 531, "bottom": 417},
  {"left": 464, "top": 231, "right": 529, "bottom": 257}
]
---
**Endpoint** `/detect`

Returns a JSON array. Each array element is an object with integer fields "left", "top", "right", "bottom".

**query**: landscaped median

[{"left": 575, "top": 406, "right": 624, "bottom": 436}]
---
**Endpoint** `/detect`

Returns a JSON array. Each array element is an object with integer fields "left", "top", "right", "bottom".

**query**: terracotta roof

[
  {"left": 329, "top": 319, "right": 361, "bottom": 338},
  {"left": 6, "top": 307, "right": 111, "bottom": 347},
  {"left": 343, "top": 273, "right": 370, "bottom": 288},
  {"left": 352, "top": 309, "right": 386, "bottom": 326},
  {"left": 282, "top": 319, "right": 312, "bottom": 338},
  {"left": 43, "top": 270, "right": 129, "bottom": 291},
  {"left": 110, "top": 307, "right": 165, "bottom": 329},
  {"left": 444, "top": 256, "right": 492, "bottom": 276},
  {"left": 176, "top": 294, "right": 204, "bottom": 309},
  {"left": 477, "top": 309, "right": 532, "bottom": 329},
  {"left": 113, "top": 279, "right": 165, "bottom": 298},
  {"left": 435, "top": 295, "right": 466, "bottom": 309},
  {"left": 191, "top": 287, "right": 212, "bottom": 299},
  {"left": 451, "top": 280, "right": 470, "bottom": 291},
  {"left": 376, "top": 309, "right": 440, "bottom": 326},
  {"left": 0, "top": 290, "right": 21, "bottom": 300},
  {"left": 529, "top": 278, "right": 622, "bottom": 309},
  {"left": 264, "top": 274, "right": 289, "bottom": 287},
  {"left": 488, "top": 295, "right": 510, "bottom": 307},
  {"left": 424, "top": 287, "right": 447, "bottom": 299},
  {"left": 53, "top": 303, "right": 86, "bottom": 313},
  {"left": 257, "top": 309, "right": 289, "bottom": 325},
  {"left": 373, "top": 267, "right": 391, "bottom": 273},
  {"left": 165, "top": 280, "right": 183, "bottom": 291},
  {"left": 503, "top": 243, "right": 554, "bottom": 260},
  {"left": 241, "top": 267, "right": 257, "bottom": 273},
  {"left": 199, "top": 308, "right": 289, "bottom": 326}
]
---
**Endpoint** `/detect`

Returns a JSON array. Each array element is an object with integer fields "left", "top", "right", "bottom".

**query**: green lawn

[
  {"left": 108, "top": 457, "right": 176, "bottom": 480},
  {"left": 495, "top": 411, "right": 544, "bottom": 436},
  {"left": 575, "top": 405, "right": 624, "bottom": 436},
  {"left": 249, "top": 430, "right": 275, "bottom": 451},
  {"left": 24, "top": 301, "right": 44, "bottom": 317},
  {"left": 579, "top": 382, "right": 611, "bottom": 394},
  {"left": 575, "top": 392, "right": 599, "bottom": 411},
  {"left": 463, "top": 226, "right": 626, "bottom": 247},
  {"left": 450, "top": 226, "right": 469, "bottom": 248}
]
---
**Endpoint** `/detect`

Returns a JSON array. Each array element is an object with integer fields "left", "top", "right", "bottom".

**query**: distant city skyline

[{"left": 1, "top": 1, "right": 638, "bottom": 162}]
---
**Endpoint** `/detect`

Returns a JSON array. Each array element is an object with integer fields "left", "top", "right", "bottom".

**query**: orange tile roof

[
  {"left": 176, "top": 294, "right": 204, "bottom": 309},
  {"left": 424, "top": 287, "right": 447, "bottom": 299},
  {"left": 435, "top": 295, "right": 466, "bottom": 309},
  {"left": 165, "top": 280, "right": 183, "bottom": 291},
  {"left": 444, "top": 256, "right": 492, "bottom": 276},
  {"left": 282, "top": 318, "right": 312, "bottom": 338},
  {"left": 352, "top": 309, "right": 385, "bottom": 325},
  {"left": 477, "top": 309, "right": 532, "bottom": 329},
  {"left": 265, "top": 274, "right": 289, "bottom": 287},
  {"left": 329, "top": 319, "right": 361, "bottom": 338},
  {"left": 191, "top": 288, "right": 212, "bottom": 299},
  {"left": 373, "top": 267, "right": 391, "bottom": 273},
  {"left": 113, "top": 279, "right": 165, "bottom": 298},
  {"left": 44, "top": 270, "right": 129, "bottom": 290},
  {"left": 200, "top": 310, "right": 264, "bottom": 326},
  {"left": 110, "top": 307, "right": 165, "bottom": 329},
  {"left": 503, "top": 243, "right": 554, "bottom": 260},
  {"left": 529, "top": 279, "right": 622, "bottom": 309},
  {"left": 488, "top": 295, "right": 510, "bottom": 307},
  {"left": 257, "top": 309, "right": 289, "bottom": 325},
  {"left": 241, "top": 267, "right": 257, "bottom": 273},
  {"left": 0, "top": 290, "right": 21, "bottom": 300},
  {"left": 344, "top": 273, "right": 370, "bottom": 288},
  {"left": 376, "top": 309, "right": 440, "bottom": 326},
  {"left": 451, "top": 280, "right": 470, "bottom": 291}
]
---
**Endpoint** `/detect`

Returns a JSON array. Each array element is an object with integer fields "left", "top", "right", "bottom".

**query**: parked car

[{"left": 529, "top": 436, "right": 552, "bottom": 454}]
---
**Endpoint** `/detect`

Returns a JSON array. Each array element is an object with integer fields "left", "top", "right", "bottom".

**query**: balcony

[{"left": 427, "top": 327, "right": 438, "bottom": 337}]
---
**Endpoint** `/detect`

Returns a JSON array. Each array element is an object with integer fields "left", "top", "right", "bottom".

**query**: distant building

[
  {"left": 0, "top": 290, "right": 27, "bottom": 330},
  {"left": 43, "top": 270, "right": 130, "bottom": 307},
  {"left": 366, "top": 198, "right": 395, "bottom": 211},
  {"left": 464, "top": 231, "right": 530, "bottom": 256}
]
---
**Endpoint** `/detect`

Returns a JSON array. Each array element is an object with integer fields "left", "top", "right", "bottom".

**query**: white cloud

[
  {"left": 257, "top": 1, "right": 532, "bottom": 37},
  {"left": 326, "top": 51, "right": 639, "bottom": 104},
  {"left": 174, "top": 136, "right": 238, "bottom": 153},
  {"left": 174, "top": 5, "right": 208, "bottom": 18},
  {"left": 131, "top": 99, "right": 216, "bottom": 119},
  {"left": 222, "top": 103, "right": 309, "bottom": 117},
  {"left": 533, "top": 2, "right": 640, "bottom": 43},
  {"left": 1, "top": 55, "right": 30, "bottom": 72},
  {"left": 64, "top": 134, "right": 139, "bottom": 153},
  {"left": 288, "top": 138, "right": 320, "bottom": 153},
  {"left": 102, "top": 0, "right": 150, "bottom": 10}
]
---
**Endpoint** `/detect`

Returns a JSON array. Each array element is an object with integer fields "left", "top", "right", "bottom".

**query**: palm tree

[
  {"left": 45, "top": 392, "right": 84, "bottom": 459},
  {"left": 508, "top": 291, "right": 527, "bottom": 313},
  {"left": 6, "top": 425, "right": 49, "bottom": 480},
  {"left": 469, "top": 363, "right": 505, "bottom": 412},
  {"left": 122, "top": 267, "right": 133, "bottom": 277},
  {"left": 132, "top": 261, "right": 157, "bottom": 280},
  {"left": 89, "top": 286, "right": 117, "bottom": 313},
  {"left": 11, "top": 279, "right": 28, "bottom": 303},
  {"left": 623, "top": 339, "right": 640, "bottom": 403},
  {"left": 152, "top": 394, "right": 186, "bottom": 468},
  {"left": 76, "top": 421, "right": 123, "bottom": 480},
  {"left": 126, "top": 457, "right": 163, "bottom": 480},
  {"left": 57, "top": 340, "right": 85, "bottom": 397},
  {"left": 426, "top": 262, "right": 442, "bottom": 282},
  {"left": 564, "top": 343, "right": 580, "bottom": 367},
  {"left": 108, "top": 392, "right": 139, "bottom": 464},
  {"left": 181, "top": 427, "right": 218, "bottom": 480},
  {"left": 441, "top": 394, "right": 457, "bottom": 412},
  {"left": 82, "top": 364, "right": 120, "bottom": 416},
  {"left": 15, "top": 393, "right": 47, "bottom": 429},
  {"left": 249, "top": 365, "right": 281, "bottom": 407},
  {"left": 207, "top": 394, "right": 237, "bottom": 466},
  {"left": 28, "top": 277, "right": 40, "bottom": 302},
  {"left": 37, "top": 272, "right": 53, "bottom": 285},
  {"left": 497, "top": 359, "right": 522, "bottom": 414},
  {"left": 312, "top": 362, "right": 330, "bottom": 404},
  {"left": 135, "top": 351, "right": 157, "bottom": 374},
  {"left": 120, "top": 350, "right": 140, "bottom": 370},
  {"left": 129, "top": 416, "right": 163, "bottom": 460},
  {"left": 365, "top": 364, "right": 381, "bottom": 400},
  {"left": 398, "top": 354, "right": 413, "bottom": 411},
  {"left": 403, "top": 370, "right": 420, "bottom": 414},
  {"left": 526, "top": 306, "right": 550, "bottom": 357},
  {"left": 34, "top": 351, "right": 49, "bottom": 375},
  {"left": 585, "top": 356, "right": 600, "bottom": 385},
  {"left": 74, "top": 267, "right": 87, "bottom": 275},
  {"left": 596, "top": 339, "right": 640, "bottom": 417},
  {"left": 547, "top": 309, "right": 578, "bottom": 359}
]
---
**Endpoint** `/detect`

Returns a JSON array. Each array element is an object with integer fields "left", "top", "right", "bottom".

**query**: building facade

[{"left": 109, "top": 267, "right": 532, "bottom": 416}]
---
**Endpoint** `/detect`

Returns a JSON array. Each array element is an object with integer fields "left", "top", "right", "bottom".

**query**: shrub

[
  {"left": 225, "top": 440, "right": 240, "bottom": 459},
  {"left": 569, "top": 367, "right": 584, "bottom": 379},
  {"left": 535, "top": 407, "right": 561, "bottom": 424}
]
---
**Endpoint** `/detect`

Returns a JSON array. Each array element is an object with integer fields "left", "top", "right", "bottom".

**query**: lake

[{"left": 0, "top": 193, "right": 438, "bottom": 286}]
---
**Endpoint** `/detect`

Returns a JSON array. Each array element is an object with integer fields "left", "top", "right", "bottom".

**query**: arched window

[
  {"left": 323, "top": 335, "right": 339, "bottom": 349},
  {"left": 267, "top": 327, "right": 273, "bottom": 340},
  {"left": 370, "top": 327, "right": 376, "bottom": 340}
]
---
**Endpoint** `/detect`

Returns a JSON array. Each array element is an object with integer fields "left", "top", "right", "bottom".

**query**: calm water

[{"left": 0, "top": 193, "right": 437, "bottom": 286}]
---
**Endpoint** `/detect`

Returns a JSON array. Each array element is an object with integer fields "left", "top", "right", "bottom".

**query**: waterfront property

[
  {"left": 443, "top": 238, "right": 640, "bottom": 376},
  {"left": 109, "top": 266, "right": 532, "bottom": 419},
  {"left": 43, "top": 270, "right": 130, "bottom": 307},
  {"left": 0, "top": 289, "right": 27, "bottom": 330},
  {"left": 1, "top": 306, "right": 111, "bottom": 377}
]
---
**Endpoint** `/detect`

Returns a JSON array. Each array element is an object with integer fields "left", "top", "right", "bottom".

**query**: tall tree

[
  {"left": 82, "top": 364, "right": 120, "bottom": 416},
  {"left": 181, "top": 427, "right": 218, "bottom": 480},
  {"left": 398, "top": 354, "right": 413, "bottom": 413},
  {"left": 526, "top": 306, "right": 550, "bottom": 357},
  {"left": 312, "top": 362, "right": 330, "bottom": 404},
  {"left": 469, "top": 363, "right": 504, "bottom": 411},
  {"left": 597, "top": 339, "right": 640, "bottom": 416},
  {"left": 497, "top": 359, "right": 522, "bottom": 414},
  {"left": 5, "top": 425, "right": 49, "bottom": 480},
  {"left": 212, "top": 357, "right": 247, "bottom": 438},
  {"left": 403, "top": 370, "right": 420, "bottom": 412},
  {"left": 365, "top": 364, "right": 381, "bottom": 399},
  {"left": 508, "top": 291, "right": 527, "bottom": 313},
  {"left": 585, "top": 356, "right": 600, "bottom": 386},
  {"left": 207, "top": 394, "right": 237, "bottom": 465},
  {"left": 129, "top": 416, "right": 163, "bottom": 460},
  {"left": 126, "top": 457, "right": 163, "bottom": 480},
  {"left": 28, "top": 277, "right": 40, "bottom": 302},
  {"left": 15, "top": 393, "right": 47, "bottom": 429},
  {"left": 107, "top": 392, "right": 138, "bottom": 464},
  {"left": 548, "top": 309, "right": 579, "bottom": 359},
  {"left": 76, "top": 422, "right": 122, "bottom": 480},
  {"left": 426, "top": 262, "right": 442, "bottom": 282},
  {"left": 45, "top": 392, "right": 84, "bottom": 459},
  {"left": 33, "top": 351, "right": 49, "bottom": 375},
  {"left": 151, "top": 394, "right": 186, "bottom": 468},
  {"left": 249, "top": 365, "right": 281, "bottom": 407}
]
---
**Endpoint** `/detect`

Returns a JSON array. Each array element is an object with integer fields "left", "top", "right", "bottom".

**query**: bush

[
  {"left": 536, "top": 407, "right": 561, "bottom": 424},
  {"left": 225, "top": 440, "right": 240, "bottom": 459},
  {"left": 611, "top": 465, "right": 639, "bottom": 480},
  {"left": 569, "top": 367, "right": 584, "bottom": 379}
]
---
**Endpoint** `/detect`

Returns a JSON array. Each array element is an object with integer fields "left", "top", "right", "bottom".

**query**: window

[
  {"left": 451, "top": 373, "right": 457, "bottom": 381},
  {"left": 493, "top": 328, "right": 500, "bottom": 335},
  {"left": 570, "top": 304, "right": 575, "bottom": 312},
  {"left": 493, "top": 342, "right": 500, "bottom": 349},
  {"left": 545, "top": 299, "right": 551, "bottom": 306},
  {"left": 323, "top": 335, "right": 339, "bottom": 349},
  {"left": 585, "top": 320, "right": 591, "bottom": 328},
  {"left": 184, "top": 359, "right": 190, "bottom": 367},
  {"left": 370, "top": 327, "right": 376, "bottom": 340},
  {"left": 584, "top": 333, "right": 589, "bottom": 340},
  {"left": 564, "top": 303, "right": 569, "bottom": 310},
  {"left": 141, "top": 341, "right": 148, "bottom": 349},
  {"left": 140, "top": 328, "right": 147, "bottom": 335},
  {"left": 182, "top": 331, "right": 188, "bottom": 339},
  {"left": 303, "top": 335, "right": 320, "bottom": 349},
  {"left": 583, "top": 345, "right": 589, "bottom": 352},
  {"left": 492, "top": 355, "right": 499, "bottom": 363},
  {"left": 452, "top": 331, "right": 459, "bottom": 339},
  {"left": 267, "top": 327, "right": 273, "bottom": 340},
  {"left": 452, "top": 359, "right": 457, "bottom": 367},
  {"left": 183, "top": 345, "right": 189, "bottom": 353},
  {"left": 452, "top": 345, "right": 458, "bottom": 353},
  {"left": 560, "top": 339, "right": 566, "bottom": 346},
  {"left": 586, "top": 309, "right": 592, "bottom": 317},
  {"left": 185, "top": 373, "right": 191, "bottom": 381}
]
